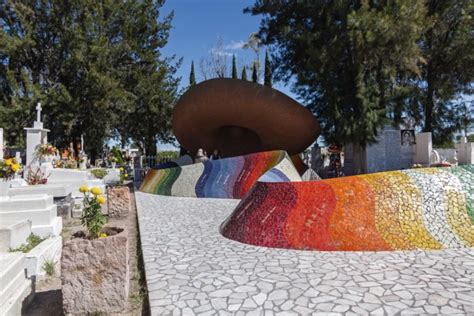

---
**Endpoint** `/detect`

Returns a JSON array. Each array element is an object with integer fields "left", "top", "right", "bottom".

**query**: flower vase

[
  {"left": 111, "top": 162, "right": 116, "bottom": 168},
  {"left": 0, "top": 179, "right": 11, "bottom": 198}
]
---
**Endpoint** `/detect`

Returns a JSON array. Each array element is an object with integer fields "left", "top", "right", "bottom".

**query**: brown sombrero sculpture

[{"left": 172, "top": 78, "right": 320, "bottom": 158}]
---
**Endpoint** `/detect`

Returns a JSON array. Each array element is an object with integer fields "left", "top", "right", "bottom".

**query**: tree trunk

[
  {"left": 144, "top": 136, "right": 157, "bottom": 156},
  {"left": 423, "top": 65, "right": 435, "bottom": 133}
]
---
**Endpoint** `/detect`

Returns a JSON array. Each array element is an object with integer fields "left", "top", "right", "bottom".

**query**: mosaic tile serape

[
  {"left": 139, "top": 150, "right": 301, "bottom": 199},
  {"left": 221, "top": 165, "right": 474, "bottom": 251}
]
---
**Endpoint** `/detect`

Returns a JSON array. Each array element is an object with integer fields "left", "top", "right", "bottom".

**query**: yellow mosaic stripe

[
  {"left": 140, "top": 169, "right": 162, "bottom": 193},
  {"left": 362, "top": 172, "right": 415, "bottom": 250}
]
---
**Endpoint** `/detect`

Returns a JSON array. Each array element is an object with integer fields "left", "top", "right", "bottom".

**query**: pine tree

[
  {"left": 252, "top": 63, "right": 258, "bottom": 83},
  {"left": 231, "top": 55, "right": 238, "bottom": 79},
  {"left": 414, "top": 0, "right": 474, "bottom": 145},
  {"left": 0, "top": 1, "right": 180, "bottom": 157},
  {"left": 246, "top": 0, "right": 427, "bottom": 148},
  {"left": 264, "top": 50, "right": 272, "bottom": 88},
  {"left": 189, "top": 61, "right": 196, "bottom": 85},
  {"left": 241, "top": 67, "right": 248, "bottom": 81}
]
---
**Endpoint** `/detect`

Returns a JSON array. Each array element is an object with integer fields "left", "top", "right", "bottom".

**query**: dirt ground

[{"left": 22, "top": 183, "right": 149, "bottom": 315}]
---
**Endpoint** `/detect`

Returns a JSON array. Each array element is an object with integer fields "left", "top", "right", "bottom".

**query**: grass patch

[
  {"left": 41, "top": 259, "right": 56, "bottom": 277},
  {"left": 9, "top": 233, "right": 46, "bottom": 253}
]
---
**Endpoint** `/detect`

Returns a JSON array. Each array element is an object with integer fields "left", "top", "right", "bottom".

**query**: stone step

[
  {"left": 0, "top": 253, "right": 26, "bottom": 293},
  {"left": 0, "top": 204, "right": 57, "bottom": 226},
  {"left": 0, "top": 265, "right": 29, "bottom": 308},
  {"left": 0, "top": 275, "right": 32, "bottom": 316},
  {"left": 9, "top": 183, "right": 72, "bottom": 199},
  {"left": 31, "top": 216, "right": 63, "bottom": 238},
  {"left": 25, "top": 236, "right": 62, "bottom": 278},
  {"left": 0, "top": 194, "right": 53, "bottom": 211},
  {"left": 46, "top": 168, "right": 90, "bottom": 181},
  {"left": 0, "top": 219, "right": 32, "bottom": 252}
]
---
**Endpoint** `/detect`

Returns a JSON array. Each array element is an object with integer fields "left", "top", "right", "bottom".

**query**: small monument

[
  {"left": 414, "top": 132, "right": 432, "bottom": 165},
  {"left": 24, "top": 103, "right": 50, "bottom": 167},
  {"left": 456, "top": 136, "right": 474, "bottom": 165}
]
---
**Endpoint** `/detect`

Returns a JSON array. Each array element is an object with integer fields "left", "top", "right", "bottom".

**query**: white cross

[{"left": 36, "top": 102, "right": 42, "bottom": 122}]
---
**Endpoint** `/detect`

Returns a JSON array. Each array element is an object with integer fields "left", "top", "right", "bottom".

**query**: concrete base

[
  {"left": 0, "top": 219, "right": 32, "bottom": 252},
  {"left": 9, "top": 184, "right": 72, "bottom": 198},
  {"left": 0, "top": 195, "right": 62, "bottom": 238},
  {"left": 0, "top": 253, "right": 34, "bottom": 316},
  {"left": 31, "top": 216, "right": 63, "bottom": 238},
  {"left": 25, "top": 236, "right": 62, "bottom": 278}
]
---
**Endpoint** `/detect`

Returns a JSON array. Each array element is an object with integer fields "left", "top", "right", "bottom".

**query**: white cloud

[
  {"left": 209, "top": 48, "right": 233, "bottom": 57},
  {"left": 224, "top": 40, "right": 245, "bottom": 50}
]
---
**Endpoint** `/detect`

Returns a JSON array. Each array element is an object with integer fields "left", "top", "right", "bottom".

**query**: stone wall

[{"left": 61, "top": 229, "right": 129, "bottom": 313}]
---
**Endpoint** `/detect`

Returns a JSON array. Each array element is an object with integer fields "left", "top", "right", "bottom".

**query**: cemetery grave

[{"left": 0, "top": 75, "right": 472, "bottom": 316}]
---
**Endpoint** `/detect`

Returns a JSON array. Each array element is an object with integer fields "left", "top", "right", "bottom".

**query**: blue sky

[
  {"left": 157, "top": 0, "right": 297, "bottom": 151},
  {"left": 160, "top": 0, "right": 294, "bottom": 96}
]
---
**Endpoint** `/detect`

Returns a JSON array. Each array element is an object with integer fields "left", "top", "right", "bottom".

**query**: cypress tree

[
  {"left": 189, "top": 61, "right": 196, "bottom": 85},
  {"left": 264, "top": 50, "right": 272, "bottom": 87},
  {"left": 252, "top": 63, "right": 258, "bottom": 83},
  {"left": 231, "top": 55, "right": 238, "bottom": 79},
  {"left": 241, "top": 67, "right": 248, "bottom": 81}
]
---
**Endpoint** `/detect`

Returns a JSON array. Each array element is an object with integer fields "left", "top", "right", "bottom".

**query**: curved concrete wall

[{"left": 139, "top": 150, "right": 301, "bottom": 199}]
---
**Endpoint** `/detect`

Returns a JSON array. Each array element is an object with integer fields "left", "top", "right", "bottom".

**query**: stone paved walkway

[{"left": 135, "top": 192, "right": 474, "bottom": 315}]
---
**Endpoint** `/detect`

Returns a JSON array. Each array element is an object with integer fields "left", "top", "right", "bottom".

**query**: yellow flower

[
  {"left": 119, "top": 167, "right": 124, "bottom": 172},
  {"left": 5, "top": 159, "right": 12, "bottom": 166},
  {"left": 90, "top": 187, "right": 102, "bottom": 195},
  {"left": 99, "top": 233, "right": 107, "bottom": 238},
  {"left": 11, "top": 164, "right": 19, "bottom": 172},
  {"left": 79, "top": 185, "right": 89, "bottom": 193},
  {"left": 124, "top": 174, "right": 128, "bottom": 178},
  {"left": 96, "top": 195, "right": 106, "bottom": 204}
]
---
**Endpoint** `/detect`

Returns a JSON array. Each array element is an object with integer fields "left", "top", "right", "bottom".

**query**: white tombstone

[
  {"left": 0, "top": 127, "right": 3, "bottom": 160},
  {"left": 24, "top": 103, "right": 50, "bottom": 167},
  {"left": 456, "top": 137, "right": 474, "bottom": 165},
  {"left": 414, "top": 132, "right": 432, "bottom": 165}
]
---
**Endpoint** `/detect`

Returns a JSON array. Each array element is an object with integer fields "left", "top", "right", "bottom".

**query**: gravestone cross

[{"left": 36, "top": 103, "right": 42, "bottom": 123}]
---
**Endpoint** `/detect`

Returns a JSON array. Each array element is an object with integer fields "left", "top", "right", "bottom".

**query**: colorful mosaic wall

[
  {"left": 139, "top": 151, "right": 301, "bottom": 199},
  {"left": 221, "top": 165, "right": 474, "bottom": 251}
]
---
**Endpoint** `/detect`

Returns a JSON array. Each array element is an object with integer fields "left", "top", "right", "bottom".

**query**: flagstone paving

[{"left": 135, "top": 192, "right": 474, "bottom": 315}]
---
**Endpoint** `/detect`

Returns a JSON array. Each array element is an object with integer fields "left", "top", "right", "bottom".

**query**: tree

[
  {"left": 413, "top": 0, "right": 474, "bottom": 145},
  {"left": 198, "top": 37, "right": 228, "bottom": 80},
  {"left": 243, "top": 32, "right": 261, "bottom": 76},
  {"left": 0, "top": 1, "right": 180, "bottom": 158},
  {"left": 246, "top": 0, "right": 427, "bottom": 149},
  {"left": 264, "top": 50, "right": 272, "bottom": 87},
  {"left": 241, "top": 67, "right": 248, "bottom": 81},
  {"left": 252, "top": 63, "right": 258, "bottom": 83},
  {"left": 231, "top": 55, "right": 238, "bottom": 79},
  {"left": 189, "top": 61, "right": 197, "bottom": 86}
]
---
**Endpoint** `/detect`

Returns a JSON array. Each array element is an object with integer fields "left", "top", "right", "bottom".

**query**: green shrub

[
  {"left": 91, "top": 168, "right": 108, "bottom": 179},
  {"left": 157, "top": 151, "right": 179, "bottom": 159}
]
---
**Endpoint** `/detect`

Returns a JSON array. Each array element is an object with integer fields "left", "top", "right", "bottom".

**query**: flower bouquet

[
  {"left": 1, "top": 158, "right": 22, "bottom": 196},
  {"left": 36, "top": 143, "right": 58, "bottom": 163}
]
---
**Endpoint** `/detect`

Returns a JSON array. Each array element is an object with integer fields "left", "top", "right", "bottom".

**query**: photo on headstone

[{"left": 401, "top": 130, "right": 416, "bottom": 146}]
